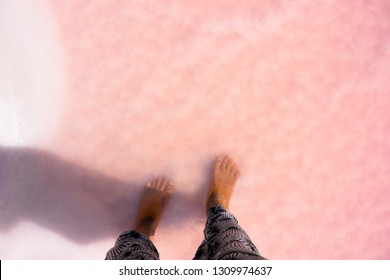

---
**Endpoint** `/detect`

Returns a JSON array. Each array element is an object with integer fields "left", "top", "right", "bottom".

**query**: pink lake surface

[{"left": 1, "top": 0, "right": 390, "bottom": 259}]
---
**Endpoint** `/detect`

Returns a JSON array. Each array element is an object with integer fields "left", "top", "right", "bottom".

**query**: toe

[
  {"left": 225, "top": 157, "right": 233, "bottom": 170},
  {"left": 215, "top": 156, "right": 224, "bottom": 169},
  {"left": 221, "top": 156, "right": 230, "bottom": 170},
  {"left": 158, "top": 176, "right": 168, "bottom": 191},
  {"left": 166, "top": 180, "right": 174, "bottom": 193},
  {"left": 158, "top": 177, "right": 167, "bottom": 190},
  {"left": 229, "top": 162, "right": 237, "bottom": 174},
  {"left": 153, "top": 177, "right": 160, "bottom": 189}
]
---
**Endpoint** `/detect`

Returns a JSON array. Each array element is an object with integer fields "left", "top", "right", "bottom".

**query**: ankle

[
  {"left": 134, "top": 217, "right": 155, "bottom": 237},
  {"left": 206, "top": 193, "right": 227, "bottom": 211}
]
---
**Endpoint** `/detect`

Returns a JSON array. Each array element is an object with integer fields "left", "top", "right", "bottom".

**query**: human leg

[
  {"left": 193, "top": 156, "right": 266, "bottom": 260},
  {"left": 105, "top": 177, "right": 174, "bottom": 260}
]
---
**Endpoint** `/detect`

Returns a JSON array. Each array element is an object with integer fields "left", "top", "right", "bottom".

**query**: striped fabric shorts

[{"left": 105, "top": 205, "right": 266, "bottom": 260}]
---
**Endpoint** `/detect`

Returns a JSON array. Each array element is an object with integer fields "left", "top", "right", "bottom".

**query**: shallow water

[{"left": 1, "top": 0, "right": 390, "bottom": 259}]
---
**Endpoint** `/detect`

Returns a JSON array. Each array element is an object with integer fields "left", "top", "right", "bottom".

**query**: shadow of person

[
  {"left": 0, "top": 146, "right": 209, "bottom": 247},
  {"left": 0, "top": 146, "right": 148, "bottom": 244}
]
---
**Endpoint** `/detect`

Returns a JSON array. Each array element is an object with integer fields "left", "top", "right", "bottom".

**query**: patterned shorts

[{"left": 105, "top": 205, "right": 266, "bottom": 260}]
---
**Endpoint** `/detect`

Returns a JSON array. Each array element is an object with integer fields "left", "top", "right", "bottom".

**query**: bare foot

[
  {"left": 206, "top": 155, "right": 240, "bottom": 213},
  {"left": 133, "top": 177, "right": 174, "bottom": 237}
]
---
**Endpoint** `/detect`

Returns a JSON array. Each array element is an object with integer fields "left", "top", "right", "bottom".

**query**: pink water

[{"left": 1, "top": 0, "right": 390, "bottom": 259}]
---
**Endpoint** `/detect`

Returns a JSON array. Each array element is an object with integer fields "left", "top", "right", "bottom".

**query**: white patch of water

[{"left": 0, "top": 0, "right": 65, "bottom": 146}]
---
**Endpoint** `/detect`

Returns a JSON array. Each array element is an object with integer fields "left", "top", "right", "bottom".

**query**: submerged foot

[
  {"left": 206, "top": 155, "right": 240, "bottom": 213},
  {"left": 133, "top": 177, "right": 174, "bottom": 237}
]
